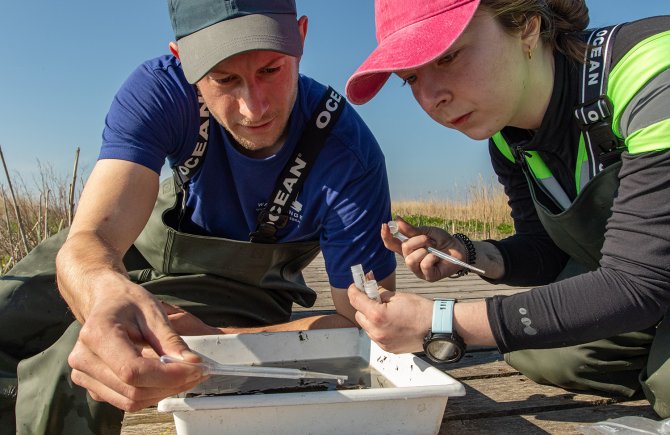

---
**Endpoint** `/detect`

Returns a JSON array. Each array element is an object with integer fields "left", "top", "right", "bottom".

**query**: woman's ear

[{"left": 521, "top": 15, "right": 542, "bottom": 53}]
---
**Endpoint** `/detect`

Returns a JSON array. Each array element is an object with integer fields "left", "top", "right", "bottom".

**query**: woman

[{"left": 345, "top": 0, "right": 670, "bottom": 418}]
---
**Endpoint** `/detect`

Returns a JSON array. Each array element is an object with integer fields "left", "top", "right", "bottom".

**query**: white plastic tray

[{"left": 158, "top": 328, "right": 465, "bottom": 435}]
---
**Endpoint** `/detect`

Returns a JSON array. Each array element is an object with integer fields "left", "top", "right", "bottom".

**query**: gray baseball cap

[{"left": 168, "top": 0, "right": 303, "bottom": 84}]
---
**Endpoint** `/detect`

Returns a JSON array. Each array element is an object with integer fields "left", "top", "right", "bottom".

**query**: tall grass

[
  {"left": 0, "top": 146, "right": 84, "bottom": 274},
  {"left": 0, "top": 153, "right": 513, "bottom": 274},
  {"left": 392, "top": 175, "right": 514, "bottom": 240}
]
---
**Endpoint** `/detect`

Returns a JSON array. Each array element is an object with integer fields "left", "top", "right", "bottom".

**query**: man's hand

[
  {"left": 56, "top": 160, "right": 213, "bottom": 411},
  {"left": 381, "top": 218, "right": 466, "bottom": 282},
  {"left": 347, "top": 283, "right": 432, "bottom": 354},
  {"left": 67, "top": 281, "right": 207, "bottom": 412}
]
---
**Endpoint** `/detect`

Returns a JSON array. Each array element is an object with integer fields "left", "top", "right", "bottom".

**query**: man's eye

[
  {"left": 261, "top": 66, "right": 280, "bottom": 74},
  {"left": 212, "top": 76, "right": 234, "bottom": 85}
]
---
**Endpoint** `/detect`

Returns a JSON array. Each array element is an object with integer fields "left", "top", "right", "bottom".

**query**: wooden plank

[
  {"left": 121, "top": 253, "right": 657, "bottom": 434},
  {"left": 440, "top": 400, "right": 658, "bottom": 434},
  {"left": 424, "top": 349, "right": 656, "bottom": 434},
  {"left": 294, "top": 253, "right": 531, "bottom": 311},
  {"left": 423, "top": 349, "right": 519, "bottom": 379},
  {"left": 444, "top": 374, "right": 640, "bottom": 420},
  {"left": 121, "top": 409, "right": 174, "bottom": 435},
  {"left": 298, "top": 253, "right": 533, "bottom": 294}
]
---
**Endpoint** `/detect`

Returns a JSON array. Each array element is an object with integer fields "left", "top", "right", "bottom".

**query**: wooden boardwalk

[{"left": 121, "top": 253, "right": 657, "bottom": 434}]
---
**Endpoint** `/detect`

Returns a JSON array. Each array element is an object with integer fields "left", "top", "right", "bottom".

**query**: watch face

[{"left": 425, "top": 336, "right": 464, "bottom": 363}]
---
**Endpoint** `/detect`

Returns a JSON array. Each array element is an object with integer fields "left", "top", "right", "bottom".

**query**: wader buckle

[
  {"left": 575, "top": 95, "right": 624, "bottom": 159},
  {"left": 249, "top": 214, "right": 289, "bottom": 243}
]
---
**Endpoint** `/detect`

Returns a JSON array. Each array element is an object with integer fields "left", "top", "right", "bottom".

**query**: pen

[{"left": 387, "top": 221, "right": 485, "bottom": 275}]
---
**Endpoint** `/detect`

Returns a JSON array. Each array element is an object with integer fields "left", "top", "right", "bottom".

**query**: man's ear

[
  {"left": 169, "top": 41, "right": 180, "bottom": 59},
  {"left": 298, "top": 15, "right": 308, "bottom": 47}
]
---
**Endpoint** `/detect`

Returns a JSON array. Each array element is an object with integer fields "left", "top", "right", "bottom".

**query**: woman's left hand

[
  {"left": 347, "top": 283, "right": 432, "bottom": 354},
  {"left": 161, "top": 302, "right": 221, "bottom": 336}
]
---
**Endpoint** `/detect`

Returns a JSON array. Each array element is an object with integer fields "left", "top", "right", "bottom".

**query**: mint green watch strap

[{"left": 432, "top": 299, "right": 455, "bottom": 334}]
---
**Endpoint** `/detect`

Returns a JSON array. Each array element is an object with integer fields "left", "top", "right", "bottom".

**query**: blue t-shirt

[{"left": 100, "top": 55, "right": 395, "bottom": 288}]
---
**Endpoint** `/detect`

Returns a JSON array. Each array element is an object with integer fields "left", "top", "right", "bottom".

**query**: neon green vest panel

[{"left": 492, "top": 30, "right": 670, "bottom": 211}]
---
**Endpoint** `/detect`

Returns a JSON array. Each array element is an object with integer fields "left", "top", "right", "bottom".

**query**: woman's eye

[
  {"left": 439, "top": 51, "right": 458, "bottom": 65},
  {"left": 401, "top": 75, "right": 416, "bottom": 86}
]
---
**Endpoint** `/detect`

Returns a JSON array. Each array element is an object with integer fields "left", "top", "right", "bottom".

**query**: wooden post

[
  {"left": 0, "top": 144, "right": 30, "bottom": 256},
  {"left": 45, "top": 189, "right": 50, "bottom": 239},
  {"left": 68, "top": 147, "right": 80, "bottom": 226},
  {"left": 38, "top": 192, "right": 43, "bottom": 242},
  {"left": 1, "top": 186, "right": 15, "bottom": 262}
]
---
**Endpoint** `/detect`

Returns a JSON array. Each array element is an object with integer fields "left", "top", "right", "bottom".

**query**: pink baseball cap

[{"left": 346, "top": 0, "right": 480, "bottom": 105}]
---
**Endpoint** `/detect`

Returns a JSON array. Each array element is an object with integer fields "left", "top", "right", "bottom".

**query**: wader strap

[
  {"left": 575, "top": 25, "right": 625, "bottom": 174},
  {"left": 172, "top": 87, "right": 210, "bottom": 189},
  {"left": 170, "top": 87, "right": 210, "bottom": 225},
  {"left": 250, "top": 87, "right": 345, "bottom": 243}
]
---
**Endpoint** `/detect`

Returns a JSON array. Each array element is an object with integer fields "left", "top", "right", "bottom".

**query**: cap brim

[
  {"left": 178, "top": 13, "right": 302, "bottom": 84},
  {"left": 346, "top": 0, "right": 479, "bottom": 105}
]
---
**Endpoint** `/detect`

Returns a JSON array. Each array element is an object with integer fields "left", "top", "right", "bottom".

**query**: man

[{"left": 0, "top": 0, "right": 395, "bottom": 433}]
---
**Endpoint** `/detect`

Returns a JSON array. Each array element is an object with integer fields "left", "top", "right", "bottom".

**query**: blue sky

[{"left": 1, "top": 1, "right": 666, "bottom": 200}]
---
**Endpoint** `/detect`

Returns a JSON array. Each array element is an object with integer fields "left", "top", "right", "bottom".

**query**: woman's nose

[{"left": 414, "top": 72, "right": 451, "bottom": 112}]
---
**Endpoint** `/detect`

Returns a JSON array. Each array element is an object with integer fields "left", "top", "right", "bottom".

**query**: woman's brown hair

[{"left": 481, "top": 0, "right": 590, "bottom": 62}]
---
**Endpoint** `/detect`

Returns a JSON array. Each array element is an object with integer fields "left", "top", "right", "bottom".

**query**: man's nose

[{"left": 239, "top": 82, "right": 269, "bottom": 121}]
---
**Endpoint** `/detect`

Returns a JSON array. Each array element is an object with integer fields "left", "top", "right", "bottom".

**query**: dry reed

[
  {"left": 0, "top": 157, "right": 513, "bottom": 274},
  {"left": 392, "top": 175, "right": 514, "bottom": 240},
  {"left": 0, "top": 151, "right": 85, "bottom": 273}
]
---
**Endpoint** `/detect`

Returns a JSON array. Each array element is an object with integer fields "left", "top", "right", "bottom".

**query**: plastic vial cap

[
  {"left": 387, "top": 221, "right": 408, "bottom": 241},
  {"left": 363, "top": 280, "right": 379, "bottom": 300},
  {"left": 351, "top": 264, "right": 365, "bottom": 291},
  {"left": 387, "top": 221, "right": 399, "bottom": 233}
]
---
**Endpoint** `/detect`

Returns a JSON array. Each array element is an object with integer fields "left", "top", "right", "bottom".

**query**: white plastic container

[{"left": 157, "top": 328, "right": 465, "bottom": 435}]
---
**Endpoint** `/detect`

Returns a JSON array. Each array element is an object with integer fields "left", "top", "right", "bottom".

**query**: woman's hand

[
  {"left": 381, "top": 217, "right": 468, "bottom": 282},
  {"left": 161, "top": 302, "right": 221, "bottom": 336},
  {"left": 347, "top": 283, "right": 433, "bottom": 354}
]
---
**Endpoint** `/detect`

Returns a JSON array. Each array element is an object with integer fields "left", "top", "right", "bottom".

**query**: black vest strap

[
  {"left": 169, "top": 86, "right": 345, "bottom": 243},
  {"left": 250, "top": 87, "right": 345, "bottom": 243},
  {"left": 172, "top": 87, "right": 210, "bottom": 190},
  {"left": 574, "top": 24, "right": 625, "bottom": 172},
  {"left": 168, "top": 87, "right": 210, "bottom": 228}
]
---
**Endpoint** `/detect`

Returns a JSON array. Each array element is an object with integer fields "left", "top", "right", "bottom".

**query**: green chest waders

[
  {"left": 126, "top": 88, "right": 347, "bottom": 326},
  {"left": 530, "top": 161, "right": 621, "bottom": 272},
  {"left": 505, "top": 159, "right": 670, "bottom": 416},
  {"left": 5, "top": 187, "right": 322, "bottom": 435},
  {"left": 500, "top": 25, "right": 669, "bottom": 415},
  {"left": 0, "top": 178, "right": 321, "bottom": 386},
  {"left": 0, "top": 229, "right": 75, "bottom": 435},
  {"left": 8, "top": 86, "right": 346, "bottom": 434},
  {"left": 8, "top": 197, "right": 321, "bottom": 435},
  {"left": 131, "top": 177, "right": 321, "bottom": 327},
  {"left": 8, "top": 186, "right": 322, "bottom": 435}
]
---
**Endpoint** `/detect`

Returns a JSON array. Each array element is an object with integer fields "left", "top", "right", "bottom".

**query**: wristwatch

[{"left": 423, "top": 299, "right": 465, "bottom": 363}]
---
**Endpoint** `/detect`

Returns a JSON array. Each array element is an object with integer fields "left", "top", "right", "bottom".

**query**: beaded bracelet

[{"left": 449, "top": 233, "right": 476, "bottom": 278}]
